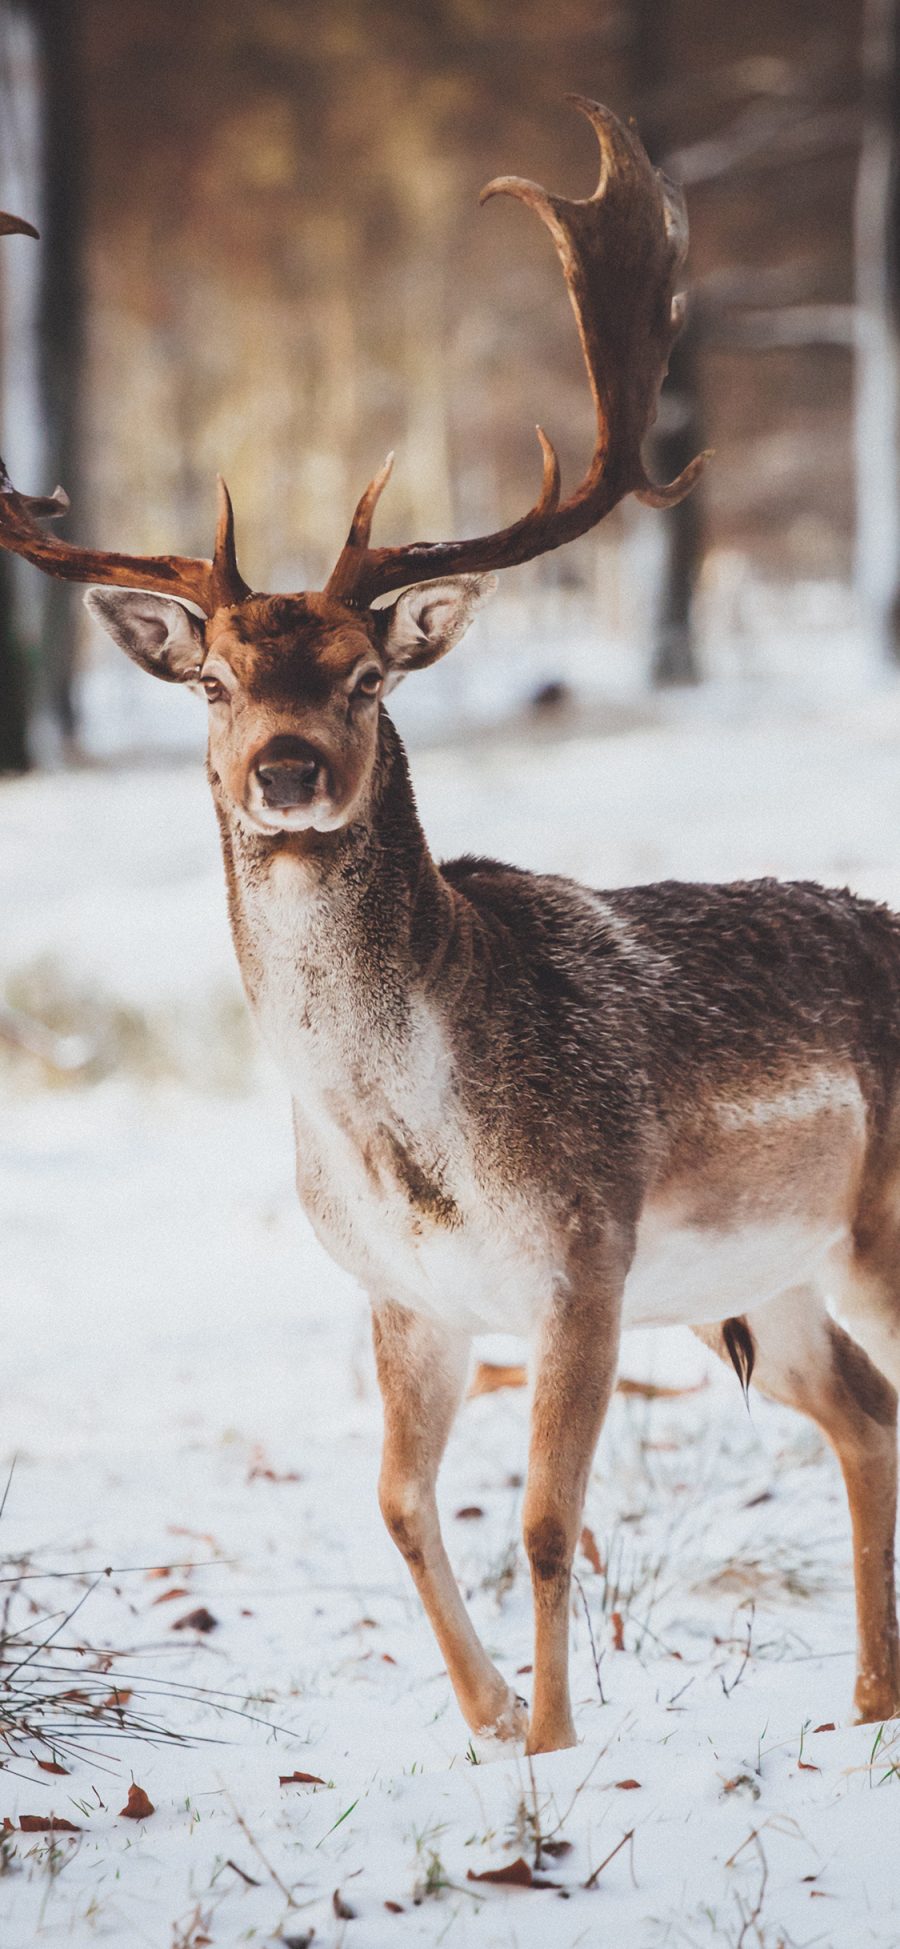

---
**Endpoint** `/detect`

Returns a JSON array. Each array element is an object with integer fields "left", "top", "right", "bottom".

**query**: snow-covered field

[{"left": 3, "top": 683, "right": 900, "bottom": 1947}]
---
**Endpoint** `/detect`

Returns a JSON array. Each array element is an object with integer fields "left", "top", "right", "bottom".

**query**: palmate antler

[
  {"left": 0, "top": 100, "right": 703, "bottom": 618},
  {"left": 0, "top": 212, "right": 248, "bottom": 614},
  {"left": 325, "top": 98, "right": 706, "bottom": 607}
]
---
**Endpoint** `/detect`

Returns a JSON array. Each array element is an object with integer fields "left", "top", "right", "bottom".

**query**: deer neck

[{"left": 211, "top": 714, "right": 461, "bottom": 1082}]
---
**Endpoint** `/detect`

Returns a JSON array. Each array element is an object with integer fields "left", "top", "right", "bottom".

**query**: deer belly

[{"left": 623, "top": 1209, "right": 847, "bottom": 1329}]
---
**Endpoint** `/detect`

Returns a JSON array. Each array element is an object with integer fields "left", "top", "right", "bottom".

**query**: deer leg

[
  {"left": 524, "top": 1284, "right": 622, "bottom": 1755},
  {"left": 697, "top": 1284, "right": 900, "bottom": 1725},
  {"left": 372, "top": 1299, "right": 527, "bottom": 1743}
]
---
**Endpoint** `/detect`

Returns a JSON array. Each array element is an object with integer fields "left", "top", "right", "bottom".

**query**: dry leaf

[
  {"left": 467, "top": 1856, "right": 534, "bottom": 1887},
  {"left": 152, "top": 1587, "right": 190, "bottom": 1605},
  {"left": 279, "top": 1771, "right": 327, "bottom": 1787},
  {"left": 541, "top": 1838, "right": 573, "bottom": 1857},
  {"left": 610, "top": 1611, "right": 625, "bottom": 1651},
  {"left": 516, "top": 1662, "right": 533, "bottom": 1675},
  {"left": 36, "top": 1761, "right": 69, "bottom": 1776},
  {"left": 614, "top": 1779, "right": 642, "bottom": 1790},
  {"left": 615, "top": 1375, "right": 708, "bottom": 1399},
  {"left": 468, "top": 1362, "right": 527, "bottom": 1397},
  {"left": 385, "top": 1899, "right": 404, "bottom": 1912},
  {"left": 247, "top": 1444, "right": 301, "bottom": 1484},
  {"left": 172, "top": 1607, "right": 218, "bottom": 1633},
  {"left": 18, "top": 1814, "right": 81, "bottom": 1832},
  {"left": 797, "top": 1760, "right": 820, "bottom": 1772},
  {"left": 146, "top": 1565, "right": 172, "bottom": 1580},
  {"left": 333, "top": 1889, "right": 356, "bottom": 1919},
  {"left": 579, "top": 1526, "right": 603, "bottom": 1575},
  {"left": 813, "top": 1722, "right": 836, "bottom": 1733},
  {"left": 455, "top": 1505, "right": 484, "bottom": 1520},
  {"left": 119, "top": 1784, "right": 155, "bottom": 1820},
  {"left": 100, "top": 1689, "right": 132, "bottom": 1711}
]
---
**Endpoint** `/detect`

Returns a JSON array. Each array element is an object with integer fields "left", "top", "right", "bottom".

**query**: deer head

[{"left": 0, "top": 101, "right": 705, "bottom": 836}]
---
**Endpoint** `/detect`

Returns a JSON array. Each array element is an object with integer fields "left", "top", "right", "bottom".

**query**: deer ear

[
  {"left": 84, "top": 588, "right": 204, "bottom": 682},
  {"left": 378, "top": 574, "right": 496, "bottom": 684}
]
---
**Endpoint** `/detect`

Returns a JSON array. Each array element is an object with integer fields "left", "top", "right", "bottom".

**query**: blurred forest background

[{"left": 0, "top": 0, "right": 897, "bottom": 767}]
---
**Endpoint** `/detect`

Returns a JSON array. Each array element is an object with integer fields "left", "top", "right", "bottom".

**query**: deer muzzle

[{"left": 253, "top": 736, "right": 329, "bottom": 809}]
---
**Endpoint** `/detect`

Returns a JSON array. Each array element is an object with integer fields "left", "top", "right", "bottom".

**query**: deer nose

[{"left": 254, "top": 738, "right": 327, "bottom": 807}]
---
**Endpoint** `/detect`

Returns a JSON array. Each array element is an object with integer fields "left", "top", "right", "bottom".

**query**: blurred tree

[
  {"left": 628, "top": 0, "right": 706, "bottom": 686},
  {"left": 32, "top": 0, "right": 84, "bottom": 750},
  {"left": 854, "top": 0, "right": 900, "bottom": 662},
  {"left": 0, "top": 0, "right": 82, "bottom": 767},
  {"left": 0, "top": 554, "right": 28, "bottom": 771}
]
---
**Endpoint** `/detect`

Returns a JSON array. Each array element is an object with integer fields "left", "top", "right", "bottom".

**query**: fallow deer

[{"left": 2, "top": 103, "right": 899, "bottom": 1756}]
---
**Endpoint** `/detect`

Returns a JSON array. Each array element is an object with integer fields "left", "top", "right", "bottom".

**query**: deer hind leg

[
  {"left": 523, "top": 1281, "right": 622, "bottom": 1755},
  {"left": 696, "top": 1283, "right": 900, "bottom": 1726},
  {"left": 372, "top": 1300, "right": 527, "bottom": 1743}
]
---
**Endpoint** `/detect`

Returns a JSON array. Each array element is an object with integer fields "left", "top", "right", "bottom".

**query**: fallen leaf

[
  {"left": 467, "top": 1856, "right": 533, "bottom": 1887},
  {"left": 455, "top": 1505, "right": 484, "bottom": 1520},
  {"left": 744, "top": 1490, "right": 774, "bottom": 1508},
  {"left": 18, "top": 1814, "right": 81, "bottom": 1832},
  {"left": 247, "top": 1444, "right": 301, "bottom": 1484},
  {"left": 614, "top": 1779, "right": 642, "bottom": 1791},
  {"left": 797, "top": 1760, "right": 820, "bottom": 1773},
  {"left": 813, "top": 1722, "right": 836, "bottom": 1733},
  {"left": 541, "top": 1839, "right": 573, "bottom": 1858},
  {"left": 279, "top": 1771, "right": 327, "bottom": 1787},
  {"left": 146, "top": 1565, "right": 172, "bottom": 1580},
  {"left": 468, "top": 1362, "right": 527, "bottom": 1397},
  {"left": 516, "top": 1663, "right": 533, "bottom": 1675},
  {"left": 610, "top": 1612, "right": 625, "bottom": 1652},
  {"left": 381, "top": 1652, "right": 397, "bottom": 1665},
  {"left": 615, "top": 1375, "right": 708, "bottom": 1399},
  {"left": 579, "top": 1526, "right": 603, "bottom": 1575},
  {"left": 722, "top": 1773, "right": 760, "bottom": 1799},
  {"left": 385, "top": 1899, "right": 404, "bottom": 1912},
  {"left": 172, "top": 1607, "right": 218, "bottom": 1633},
  {"left": 333, "top": 1888, "right": 356, "bottom": 1919},
  {"left": 36, "top": 1761, "right": 69, "bottom": 1776},
  {"left": 152, "top": 1587, "right": 190, "bottom": 1605},
  {"left": 167, "top": 1525, "right": 218, "bottom": 1548},
  {"left": 119, "top": 1784, "right": 155, "bottom": 1820}
]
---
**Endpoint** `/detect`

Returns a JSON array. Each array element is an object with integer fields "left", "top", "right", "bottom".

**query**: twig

[
  {"left": 221, "top": 1788, "right": 296, "bottom": 1907},
  {"left": 574, "top": 1575, "right": 606, "bottom": 1706},
  {"left": 583, "top": 1826, "right": 635, "bottom": 1890},
  {"left": 225, "top": 1857, "right": 261, "bottom": 1889}
]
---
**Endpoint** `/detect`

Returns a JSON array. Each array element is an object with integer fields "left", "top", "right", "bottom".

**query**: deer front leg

[
  {"left": 372, "top": 1300, "right": 527, "bottom": 1743},
  {"left": 524, "top": 1281, "right": 622, "bottom": 1754}
]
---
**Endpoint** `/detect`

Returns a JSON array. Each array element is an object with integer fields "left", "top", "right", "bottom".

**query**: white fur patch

[{"left": 624, "top": 1210, "right": 848, "bottom": 1328}]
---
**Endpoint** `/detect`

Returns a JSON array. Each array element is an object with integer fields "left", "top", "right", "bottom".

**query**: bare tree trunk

[
  {"left": 0, "top": 554, "right": 28, "bottom": 771},
  {"left": 629, "top": 0, "right": 705, "bottom": 685},
  {"left": 855, "top": 0, "right": 900, "bottom": 663},
  {"left": 30, "top": 0, "right": 83, "bottom": 748}
]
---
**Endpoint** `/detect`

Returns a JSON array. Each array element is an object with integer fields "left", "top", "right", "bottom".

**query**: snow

[{"left": 3, "top": 681, "right": 900, "bottom": 1945}]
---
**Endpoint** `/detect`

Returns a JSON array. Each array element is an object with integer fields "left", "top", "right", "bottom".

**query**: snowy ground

[{"left": 4, "top": 682, "right": 900, "bottom": 1946}]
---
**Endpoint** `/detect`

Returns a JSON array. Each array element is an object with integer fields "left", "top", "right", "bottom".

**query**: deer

[{"left": 2, "top": 100, "right": 900, "bottom": 1758}]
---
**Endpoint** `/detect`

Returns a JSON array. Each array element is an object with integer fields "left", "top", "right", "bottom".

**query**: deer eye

[
  {"left": 353, "top": 666, "right": 382, "bottom": 699},
  {"left": 202, "top": 676, "right": 228, "bottom": 704}
]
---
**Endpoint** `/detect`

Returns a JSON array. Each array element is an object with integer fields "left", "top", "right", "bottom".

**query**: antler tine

[
  {"left": 324, "top": 98, "right": 706, "bottom": 608},
  {"left": 0, "top": 212, "right": 39, "bottom": 239},
  {"left": 212, "top": 475, "right": 251, "bottom": 606},
  {"left": 326, "top": 452, "right": 395, "bottom": 603}
]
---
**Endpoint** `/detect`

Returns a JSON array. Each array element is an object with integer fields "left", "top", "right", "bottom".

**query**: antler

[
  {"left": 325, "top": 99, "right": 707, "bottom": 608},
  {"left": 0, "top": 212, "right": 248, "bottom": 614}
]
